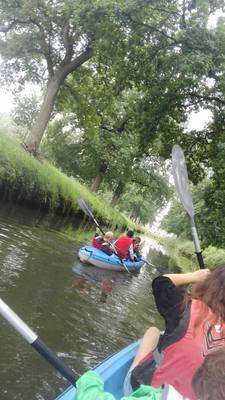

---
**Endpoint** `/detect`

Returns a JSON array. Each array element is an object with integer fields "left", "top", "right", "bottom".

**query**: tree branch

[
  {"left": 187, "top": 92, "right": 225, "bottom": 106},
  {"left": 124, "top": 13, "right": 179, "bottom": 44},
  {"left": 61, "top": 24, "right": 74, "bottom": 66},
  {"left": 0, "top": 17, "right": 31, "bottom": 33},
  {"left": 117, "top": 116, "right": 129, "bottom": 133},
  {"left": 29, "top": 18, "right": 54, "bottom": 77},
  {"left": 148, "top": 5, "right": 180, "bottom": 18},
  {"left": 60, "top": 47, "right": 94, "bottom": 79},
  {"left": 96, "top": 110, "right": 115, "bottom": 133},
  {"left": 100, "top": 124, "right": 115, "bottom": 133},
  {"left": 181, "top": 0, "right": 187, "bottom": 29}
]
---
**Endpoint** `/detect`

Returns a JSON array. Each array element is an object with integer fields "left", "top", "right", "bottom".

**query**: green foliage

[
  {"left": 118, "top": 161, "right": 172, "bottom": 224},
  {"left": 3, "top": 0, "right": 225, "bottom": 241},
  {"left": 0, "top": 113, "right": 27, "bottom": 140},
  {"left": 11, "top": 93, "right": 40, "bottom": 131},
  {"left": 162, "top": 237, "right": 198, "bottom": 273},
  {"left": 162, "top": 237, "right": 225, "bottom": 273},
  {"left": 161, "top": 199, "right": 191, "bottom": 239},
  {"left": 0, "top": 132, "right": 140, "bottom": 230},
  {"left": 200, "top": 160, "right": 225, "bottom": 247},
  {"left": 203, "top": 245, "right": 225, "bottom": 269},
  {"left": 2, "top": 0, "right": 224, "bottom": 150},
  {"left": 0, "top": 0, "right": 127, "bottom": 86},
  {"left": 0, "top": 0, "right": 135, "bottom": 150},
  {"left": 0, "top": 113, "right": 19, "bottom": 136},
  {"left": 161, "top": 179, "right": 209, "bottom": 245}
]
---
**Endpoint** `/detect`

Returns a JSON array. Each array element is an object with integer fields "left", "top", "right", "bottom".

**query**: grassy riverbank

[
  {"left": 0, "top": 133, "right": 140, "bottom": 232},
  {"left": 161, "top": 236, "right": 225, "bottom": 272},
  {"left": 4, "top": 132, "right": 224, "bottom": 270}
]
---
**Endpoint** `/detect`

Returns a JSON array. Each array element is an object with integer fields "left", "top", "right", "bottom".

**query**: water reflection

[{"left": 72, "top": 262, "right": 123, "bottom": 303}]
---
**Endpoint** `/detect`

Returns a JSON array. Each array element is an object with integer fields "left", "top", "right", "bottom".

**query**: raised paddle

[
  {"left": 172, "top": 144, "right": 205, "bottom": 269},
  {"left": 78, "top": 198, "right": 105, "bottom": 236},
  {"left": 0, "top": 298, "right": 77, "bottom": 386},
  {"left": 78, "top": 198, "right": 132, "bottom": 274}
]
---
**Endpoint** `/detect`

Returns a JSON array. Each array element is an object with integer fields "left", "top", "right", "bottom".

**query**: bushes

[
  {"left": 162, "top": 237, "right": 225, "bottom": 272},
  {"left": 203, "top": 246, "right": 225, "bottom": 269}
]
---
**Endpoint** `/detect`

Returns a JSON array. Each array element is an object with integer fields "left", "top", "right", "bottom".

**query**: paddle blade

[
  {"left": 78, "top": 198, "right": 95, "bottom": 220},
  {"left": 172, "top": 144, "right": 195, "bottom": 218},
  {"left": 78, "top": 198, "right": 104, "bottom": 235}
]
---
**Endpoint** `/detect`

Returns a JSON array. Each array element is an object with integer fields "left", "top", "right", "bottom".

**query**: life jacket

[
  {"left": 131, "top": 299, "right": 225, "bottom": 400},
  {"left": 92, "top": 236, "right": 103, "bottom": 249},
  {"left": 114, "top": 236, "right": 133, "bottom": 259}
]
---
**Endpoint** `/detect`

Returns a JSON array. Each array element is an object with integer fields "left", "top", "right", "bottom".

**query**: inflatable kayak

[
  {"left": 56, "top": 340, "right": 185, "bottom": 400},
  {"left": 78, "top": 245, "right": 145, "bottom": 271},
  {"left": 56, "top": 340, "right": 138, "bottom": 400}
]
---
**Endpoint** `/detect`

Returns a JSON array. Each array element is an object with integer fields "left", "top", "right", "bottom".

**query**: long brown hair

[
  {"left": 192, "top": 348, "right": 225, "bottom": 400},
  {"left": 191, "top": 265, "right": 225, "bottom": 329}
]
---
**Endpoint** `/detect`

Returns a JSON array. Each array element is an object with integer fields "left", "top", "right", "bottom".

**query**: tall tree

[
  {"left": 0, "top": 0, "right": 127, "bottom": 153},
  {"left": 57, "top": 62, "right": 143, "bottom": 193}
]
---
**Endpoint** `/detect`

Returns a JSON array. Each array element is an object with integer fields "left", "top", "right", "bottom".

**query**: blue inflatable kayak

[
  {"left": 56, "top": 340, "right": 184, "bottom": 400},
  {"left": 56, "top": 340, "right": 139, "bottom": 400},
  {"left": 78, "top": 245, "right": 145, "bottom": 271}
]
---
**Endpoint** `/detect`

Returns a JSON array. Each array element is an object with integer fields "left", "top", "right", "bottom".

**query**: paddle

[
  {"left": 171, "top": 144, "right": 205, "bottom": 269},
  {"left": 78, "top": 198, "right": 105, "bottom": 236},
  {"left": 0, "top": 298, "right": 77, "bottom": 386},
  {"left": 78, "top": 198, "right": 132, "bottom": 274}
]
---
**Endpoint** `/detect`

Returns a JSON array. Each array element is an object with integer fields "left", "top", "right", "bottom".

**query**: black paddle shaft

[
  {"left": 189, "top": 215, "right": 205, "bottom": 269},
  {"left": 0, "top": 298, "right": 78, "bottom": 386},
  {"left": 32, "top": 338, "right": 77, "bottom": 385}
]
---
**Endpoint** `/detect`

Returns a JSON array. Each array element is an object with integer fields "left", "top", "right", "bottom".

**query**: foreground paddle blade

[
  {"left": 171, "top": 144, "right": 205, "bottom": 269},
  {"left": 78, "top": 198, "right": 105, "bottom": 236},
  {"left": 172, "top": 144, "right": 194, "bottom": 219},
  {"left": 78, "top": 198, "right": 94, "bottom": 220}
]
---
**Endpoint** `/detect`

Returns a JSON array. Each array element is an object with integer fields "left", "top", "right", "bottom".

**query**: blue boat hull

[
  {"left": 56, "top": 341, "right": 139, "bottom": 400},
  {"left": 78, "top": 245, "right": 145, "bottom": 271}
]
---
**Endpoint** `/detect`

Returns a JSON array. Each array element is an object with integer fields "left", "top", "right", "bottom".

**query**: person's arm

[
  {"left": 163, "top": 269, "right": 210, "bottom": 287},
  {"left": 152, "top": 270, "right": 209, "bottom": 333}
]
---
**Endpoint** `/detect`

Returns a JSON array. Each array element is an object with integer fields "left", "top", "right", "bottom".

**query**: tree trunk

[
  {"left": 25, "top": 76, "right": 61, "bottom": 154},
  {"left": 90, "top": 163, "right": 107, "bottom": 192},
  {"left": 110, "top": 181, "right": 125, "bottom": 207},
  {"left": 25, "top": 48, "right": 93, "bottom": 154}
]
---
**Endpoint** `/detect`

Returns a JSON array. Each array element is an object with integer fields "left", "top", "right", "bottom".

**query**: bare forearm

[{"left": 164, "top": 269, "right": 210, "bottom": 287}]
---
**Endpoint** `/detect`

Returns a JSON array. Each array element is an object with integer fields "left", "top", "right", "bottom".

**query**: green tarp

[{"left": 76, "top": 371, "right": 163, "bottom": 400}]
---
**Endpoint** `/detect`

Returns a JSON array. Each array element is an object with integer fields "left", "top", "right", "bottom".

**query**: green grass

[{"left": 0, "top": 133, "right": 143, "bottom": 233}]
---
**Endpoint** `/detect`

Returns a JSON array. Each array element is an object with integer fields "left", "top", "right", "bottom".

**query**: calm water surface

[{"left": 0, "top": 203, "right": 167, "bottom": 400}]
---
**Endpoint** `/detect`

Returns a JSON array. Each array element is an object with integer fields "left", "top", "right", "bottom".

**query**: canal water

[{"left": 0, "top": 202, "right": 168, "bottom": 400}]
